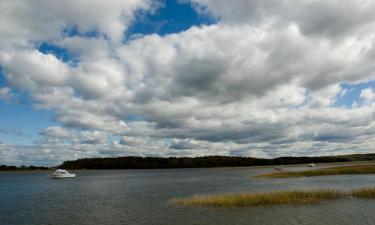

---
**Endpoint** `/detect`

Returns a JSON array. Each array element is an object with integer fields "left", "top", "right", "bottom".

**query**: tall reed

[{"left": 172, "top": 187, "right": 375, "bottom": 207}]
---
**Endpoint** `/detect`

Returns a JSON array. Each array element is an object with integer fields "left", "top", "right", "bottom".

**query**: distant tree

[{"left": 58, "top": 153, "right": 375, "bottom": 170}]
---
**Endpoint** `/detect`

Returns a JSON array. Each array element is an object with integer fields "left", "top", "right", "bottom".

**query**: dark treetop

[
  {"left": 58, "top": 153, "right": 375, "bottom": 170},
  {"left": 0, "top": 165, "right": 48, "bottom": 171}
]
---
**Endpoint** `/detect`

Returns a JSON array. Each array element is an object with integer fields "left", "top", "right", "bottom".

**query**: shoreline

[
  {"left": 2, "top": 160, "right": 375, "bottom": 172},
  {"left": 255, "top": 163, "right": 375, "bottom": 178}
]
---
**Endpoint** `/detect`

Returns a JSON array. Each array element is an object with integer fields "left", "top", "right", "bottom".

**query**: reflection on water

[{"left": 1, "top": 166, "right": 375, "bottom": 225}]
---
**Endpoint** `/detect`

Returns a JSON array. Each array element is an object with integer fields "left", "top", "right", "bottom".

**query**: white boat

[
  {"left": 308, "top": 163, "right": 316, "bottom": 167},
  {"left": 50, "top": 169, "right": 76, "bottom": 179}
]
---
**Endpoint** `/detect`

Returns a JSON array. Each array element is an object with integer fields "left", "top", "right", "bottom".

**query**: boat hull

[{"left": 50, "top": 174, "right": 76, "bottom": 179}]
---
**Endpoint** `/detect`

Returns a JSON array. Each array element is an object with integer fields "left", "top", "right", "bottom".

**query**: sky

[{"left": 1, "top": 0, "right": 375, "bottom": 166}]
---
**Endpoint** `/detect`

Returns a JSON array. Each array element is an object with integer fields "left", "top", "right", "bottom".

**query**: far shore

[
  {"left": 2, "top": 159, "right": 375, "bottom": 171},
  {"left": 58, "top": 154, "right": 375, "bottom": 170},
  {"left": 255, "top": 163, "right": 375, "bottom": 178},
  {"left": 0, "top": 165, "right": 49, "bottom": 172},
  {"left": 4, "top": 153, "right": 375, "bottom": 171}
]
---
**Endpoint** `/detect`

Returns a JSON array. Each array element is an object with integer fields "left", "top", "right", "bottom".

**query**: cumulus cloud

[
  {"left": 1, "top": 0, "right": 375, "bottom": 165},
  {"left": 0, "top": 87, "right": 12, "bottom": 100},
  {"left": 119, "top": 136, "right": 149, "bottom": 146},
  {"left": 39, "top": 127, "right": 107, "bottom": 145},
  {"left": 0, "top": 0, "right": 155, "bottom": 47},
  {"left": 360, "top": 88, "right": 375, "bottom": 102},
  {"left": 192, "top": 0, "right": 375, "bottom": 38}
]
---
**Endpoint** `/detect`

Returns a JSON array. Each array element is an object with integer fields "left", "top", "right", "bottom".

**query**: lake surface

[{"left": 1, "top": 166, "right": 375, "bottom": 225}]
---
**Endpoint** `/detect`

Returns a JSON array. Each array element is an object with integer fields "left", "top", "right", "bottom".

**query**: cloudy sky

[{"left": 1, "top": 0, "right": 375, "bottom": 166}]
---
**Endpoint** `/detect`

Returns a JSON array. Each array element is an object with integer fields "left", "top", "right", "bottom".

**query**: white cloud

[
  {"left": 79, "top": 131, "right": 108, "bottom": 144},
  {"left": 1, "top": 0, "right": 375, "bottom": 165},
  {"left": 0, "top": 87, "right": 12, "bottom": 100},
  {"left": 0, "top": 0, "right": 155, "bottom": 48},
  {"left": 39, "top": 126, "right": 107, "bottom": 145},
  {"left": 360, "top": 88, "right": 375, "bottom": 102},
  {"left": 192, "top": 0, "right": 375, "bottom": 38},
  {"left": 119, "top": 136, "right": 149, "bottom": 146}
]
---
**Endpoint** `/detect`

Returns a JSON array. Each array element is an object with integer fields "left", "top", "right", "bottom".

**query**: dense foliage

[
  {"left": 0, "top": 165, "right": 48, "bottom": 171},
  {"left": 59, "top": 153, "right": 375, "bottom": 170}
]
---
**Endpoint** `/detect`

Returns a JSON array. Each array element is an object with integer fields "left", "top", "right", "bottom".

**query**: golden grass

[
  {"left": 352, "top": 187, "right": 375, "bottom": 198},
  {"left": 171, "top": 190, "right": 347, "bottom": 207},
  {"left": 171, "top": 187, "right": 375, "bottom": 207},
  {"left": 255, "top": 164, "right": 375, "bottom": 178}
]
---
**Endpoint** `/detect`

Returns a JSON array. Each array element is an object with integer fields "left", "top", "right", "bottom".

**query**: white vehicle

[
  {"left": 50, "top": 169, "right": 76, "bottom": 179},
  {"left": 308, "top": 163, "right": 316, "bottom": 167}
]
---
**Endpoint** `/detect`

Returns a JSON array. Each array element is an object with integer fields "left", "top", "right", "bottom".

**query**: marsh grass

[
  {"left": 352, "top": 187, "right": 375, "bottom": 198},
  {"left": 171, "top": 190, "right": 347, "bottom": 207},
  {"left": 255, "top": 164, "right": 375, "bottom": 178},
  {"left": 171, "top": 187, "right": 375, "bottom": 207}
]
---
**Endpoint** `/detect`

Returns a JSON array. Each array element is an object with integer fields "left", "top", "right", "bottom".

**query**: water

[{"left": 1, "top": 166, "right": 375, "bottom": 225}]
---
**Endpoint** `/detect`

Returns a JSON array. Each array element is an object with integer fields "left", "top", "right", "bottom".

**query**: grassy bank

[
  {"left": 255, "top": 164, "right": 375, "bottom": 178},
  {"left": 171, "top": 190, "right": 346, "bottom": 207},
  {"left": 171, "top": 187, "right": 375, "bottom": 207},
  {"left": 352, "top": 187, "right": 375, "bottom": 198}
]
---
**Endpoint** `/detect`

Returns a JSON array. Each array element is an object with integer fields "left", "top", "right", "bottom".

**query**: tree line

[
  {"left": 58, "top": 153, "right": 375, "bottom": 170},
  {"left": 0, "top": 165, "right": 48, "bottom": 171}
]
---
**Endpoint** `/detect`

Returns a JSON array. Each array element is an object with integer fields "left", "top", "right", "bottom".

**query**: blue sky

[
  {"left": 0, "top": 69, "right": 56, "bottom": 144},
  {"left": 126, "top": 0, "right": 215, "bottom": 37},
  {"left": 335, "top": 81, "right": 375, "bottom": 107},
  {"left": 1, "top": 0, "right": 375, "bottom": 165}
]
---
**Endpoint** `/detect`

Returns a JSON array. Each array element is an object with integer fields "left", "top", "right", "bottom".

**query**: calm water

[{"left": 1, "top": 166, "right": 375, "bottom": 225}]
